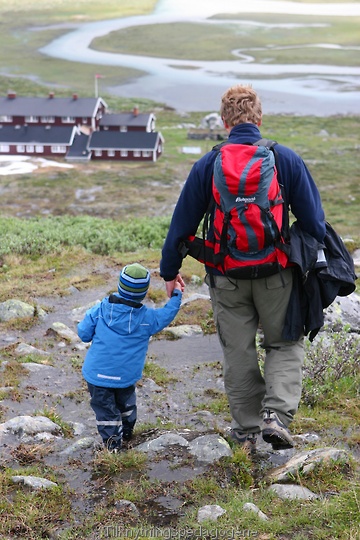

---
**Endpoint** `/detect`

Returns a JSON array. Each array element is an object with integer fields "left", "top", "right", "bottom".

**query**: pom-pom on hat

[{"left": 118, "top": 263, "right": 150, "bottom": 302}]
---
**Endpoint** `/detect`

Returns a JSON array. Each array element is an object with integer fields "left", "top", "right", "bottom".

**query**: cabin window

[
  {"left": 26, "top": 145, "right": 35, "bottom": 153},
  {"left": 142, "top": 151, "right": 151, "bottom": 158},
  {"left": 120, "top": 126, "right": 127, "bottom": 132},
  {"left": 61, "top": 117, "right": 75, "bottom": 124},
  {"left": 16, "top": 145, "right": 25, "bottom": 153},
  {"left": 0, "top": 145, "right": 10, "bottom": 152},
  {"left": 0, "top": 115, "right": 12, "bottom": 122},
  {"left": 41, "top": 116, "right": 55, "bottom": 123},
  {"left": 107, "top": 150, "right": 115, "bottom": 157},
  {"left": 133, "top": 150, "right": 141, "bottom": 157},
  {"left": 35, "top": 145, "right": 44, "bottom": 153},
  {"left": 94, "top": 150, "right": 102, "bottom": 157},
  {"left": 51, "top": 145, "right": 66, "bottom": 153},
  {"left": 25, "top": 116, "right": 39, "bottom": 123},
  {"left": 120, "top": 150, "right": 128, "bottom": 157}
]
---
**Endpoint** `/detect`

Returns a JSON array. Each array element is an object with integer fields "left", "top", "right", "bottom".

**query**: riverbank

[{"left": 37, "top": 0, "right": 360, "bottom": 115}]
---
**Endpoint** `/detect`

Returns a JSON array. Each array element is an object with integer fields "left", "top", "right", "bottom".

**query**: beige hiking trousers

[{"left": 206, "top": 268, "right": 304, "bottom": 433}]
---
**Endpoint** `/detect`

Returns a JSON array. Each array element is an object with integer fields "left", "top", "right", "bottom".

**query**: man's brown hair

[{"left": 220, "top": 84, "right": 262, "bottom": 127}]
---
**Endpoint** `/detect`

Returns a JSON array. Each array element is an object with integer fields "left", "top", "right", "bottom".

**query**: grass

[
  {"left": 91, "top": 16, "right": 360, "bottom": 66},
  {"left": 0, "top": 466, "right": 72, "bottom": 539},
  {"left": 0, "top": 0, "right": 158, "bottom": 97},
  {"left": 0, "top": 108, "right": 359, "bottom": 241},
  {"left": 0, "top": 359, "right": 28, "bottom": 405},
  {"left": 0, "top": 2, "right": 359, "bottom": 538},
  {"left": 35, "top": 406, "right": 74, "bottom": 438},
  {"left": 92, "top": 448, "right": 147, "bottom": 476},
  {"left": 142, "top": 358, "right": 177, "bottom": 386}
]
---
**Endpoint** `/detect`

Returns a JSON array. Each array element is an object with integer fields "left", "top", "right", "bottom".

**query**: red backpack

[{"left": 181, "top": 139, "right": 290, "bottom": 279}]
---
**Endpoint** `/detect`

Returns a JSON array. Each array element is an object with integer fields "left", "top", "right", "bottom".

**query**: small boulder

[
  {"left": 11, "top": 475, "right": 57, "bottom": 490},
  {"left": 269, "top": 483, "right": 319, "bottom": 500},
  {"left": 198, "top": 504, "right": 226, "bottom": 523}
]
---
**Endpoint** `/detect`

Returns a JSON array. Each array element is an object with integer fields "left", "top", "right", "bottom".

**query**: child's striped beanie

[{"left": 118, "top": 263, "right": 150, "bottom": 302}]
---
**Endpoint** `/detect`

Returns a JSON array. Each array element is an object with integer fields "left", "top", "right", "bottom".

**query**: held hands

[{"left": 165, "top": 274, "right": 185, "bottom": 297}]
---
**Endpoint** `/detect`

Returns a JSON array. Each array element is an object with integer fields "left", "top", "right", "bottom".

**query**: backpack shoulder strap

[
  {"left": 212, "top": 140, "right": 231, "bottom": 153},
  {"left": 254, "top": 138, "right": 290, "bottom": 243},
  {"left": 253, "top": 138, "right": 278, "bottom": 149}
]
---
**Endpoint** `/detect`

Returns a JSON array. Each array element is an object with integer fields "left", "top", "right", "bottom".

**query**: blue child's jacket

[{"left": 78, "top": 291, "right": 182, "bottom": 388}]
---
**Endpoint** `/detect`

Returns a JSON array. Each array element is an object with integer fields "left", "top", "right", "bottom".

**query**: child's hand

[{"left": 174, "top": 275, "right": 185, "bottom": 293}]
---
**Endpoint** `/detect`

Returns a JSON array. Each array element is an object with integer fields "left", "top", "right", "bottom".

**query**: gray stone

[
  {"left": 165, "top": 324, "right": 203, "bottom": 338},
  {"left": 324, "top": 293, "right": 360, "bottom": 332},
  {"left": 352, "top": 248, "right": 360, "bottom": 267},
  {"left": 48, "top": 322, "right": 81, "bottom": 343},
  {"left": 188, "top": 434, "right": 232, "bottom": 463},
  {"left": 200, "top": 113, "right": 223, "bottom": 130},
  {"left": 317, "top": 129, "right": 330, "bottom": 138},
  {"left": 74, "top": 342, "right": 89, "bottom": 351},
  {"left": 69, "top": 422, "right": 86, "bottom": 436},
  {"left": 0, "top": 299, "right": 46, "bottom": 322},
  {"left": 114, "top": 500, "right": 140, "bottom": 515},
  {"left": 14, "top": 343, "right": 49, "bottom": 357},
  {"left": 181, "top": 293, "right": 210, "bottom": 305},
  {"left": 183, "top": 410, "right": 218, "bottom": 430},
  {"left": 243, "top": 502, "right": 269, "bottom": 521},
  {"left": 197, "top": 504, "right": 226, "bottom": 523},
  {"left": 34, "top": 432, "right": 56, "bottom": 442},
  {"left": 267, "top": 447, "right": 350, "bottom": 482},
  {"left": 269, "top": 483, "right": 319, "bottom": 500},
  {"left": 293, "top": 432, "right": 321, "bottom": 444},
  {"left": 1, "top": 415, "right": 60, "bottom": 436},
  {"left": 136, "top": 433, "right": 190, "bottom": 454},
  {"left": 60, "top": 437, "right": 96, "bottom": 455},
  {"left": 21, "top": 362, "right": 55, "bottom": 373},
  {"left": 190, "top": 275, "right": 204, "bottom": 286},
  {"left": 71, "top": 300, "right": 101, "bottom": 323},
  {"left": 11, "top": 475, "right": 57, "bottom": 490}
]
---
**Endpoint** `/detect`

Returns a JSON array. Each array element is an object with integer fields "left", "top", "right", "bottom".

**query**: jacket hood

[{"left": 100, "top": 295, "right": 145, "bottom": 335}]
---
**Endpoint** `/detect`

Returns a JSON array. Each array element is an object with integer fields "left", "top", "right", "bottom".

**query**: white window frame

[
  {"left": 142, "top": 151, "right": 151, "bottom": 158},
  {"left": 120, "top": 150, "right": 128, "bottom": 157},
  {"left": 51, "top": 145, "right": 66, "bottom": 153},
  {"left": 16, "top": 145, "right": 25, "bottom": 153},
  {"left": 120, "top": 126, "right": 127, "bottom": 132},
  {"left": 61, "top": 116, "right": 75, "bottom": 124},
  {"left": 0, "top": 145, "right": 10, "bottom": 152},
  {"left": 25, "top": 116, "right": 39, "bottom": 123},
  {"left": 133, "top": 150, "right": 141, "bottom": 157},
  {"left": 94, "top": 149, "right": 102, "bottom": 157},
  {"left": 41, "top": 116, "right": 55, "bottom": 123},
  {"left": 0, "top": 115, "right": 12, "bottom": 122},
  {"left": 107, "top": 150, "right": 115, "bottom": 157},
  {"left": 35, "top": 145, "right": 44, "bottom": 153},
  {"left": 26, "top": 145, "right": 35, "bottom": 153}
]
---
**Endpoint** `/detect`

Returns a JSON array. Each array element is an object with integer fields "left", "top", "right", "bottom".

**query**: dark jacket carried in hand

[{"left": 282, "top": 221, "right": 357, "bottom": 342}]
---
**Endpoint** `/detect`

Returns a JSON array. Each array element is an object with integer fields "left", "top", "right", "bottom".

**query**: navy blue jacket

[{"left": 160, "top": 123, "right": 326, "bottom": 281}]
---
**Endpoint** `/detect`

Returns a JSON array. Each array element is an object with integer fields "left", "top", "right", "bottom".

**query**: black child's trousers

[{"left": 87, "top": 383, "right": 137, "bottom": 450}]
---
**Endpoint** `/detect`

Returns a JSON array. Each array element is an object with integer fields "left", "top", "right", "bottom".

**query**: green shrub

[{"left": 0, "top": 215, "right": 171, "bottom": 256}]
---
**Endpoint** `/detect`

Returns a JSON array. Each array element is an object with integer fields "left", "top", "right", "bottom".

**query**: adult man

[{"left": 160, "top": 84, "right": 326, "bottom": 451}]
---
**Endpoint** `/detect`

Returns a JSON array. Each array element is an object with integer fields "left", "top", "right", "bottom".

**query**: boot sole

[{"left": 262, "top": 428, "right": 294, "bottom": 450}]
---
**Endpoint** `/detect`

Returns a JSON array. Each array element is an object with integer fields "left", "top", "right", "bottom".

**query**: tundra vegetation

[{"left": 0, "top": 0, "right": 359, "bottom": 538}]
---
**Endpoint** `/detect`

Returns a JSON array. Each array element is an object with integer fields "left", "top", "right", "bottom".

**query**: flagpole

[{"left": 94, "top": 75, "right": 98, "bottom": 98}]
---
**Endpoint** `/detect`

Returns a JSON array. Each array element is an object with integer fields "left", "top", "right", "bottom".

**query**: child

[{"left": 78, "top": 263, "right": 183, "bottom": 452}]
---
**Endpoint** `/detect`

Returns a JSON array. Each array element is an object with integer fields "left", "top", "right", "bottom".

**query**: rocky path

[{"left": 0, "top": 270, "right": 359, "bottom": 535}]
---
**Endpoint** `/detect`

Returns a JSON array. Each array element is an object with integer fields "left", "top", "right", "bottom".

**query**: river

[{"left": 39, "top": 0, "right": 360, "bottom": 115}]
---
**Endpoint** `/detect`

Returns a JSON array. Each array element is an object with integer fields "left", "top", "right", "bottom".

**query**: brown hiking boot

[{"left": 262, "top": 410, "right": 294, "bottom": 450}]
